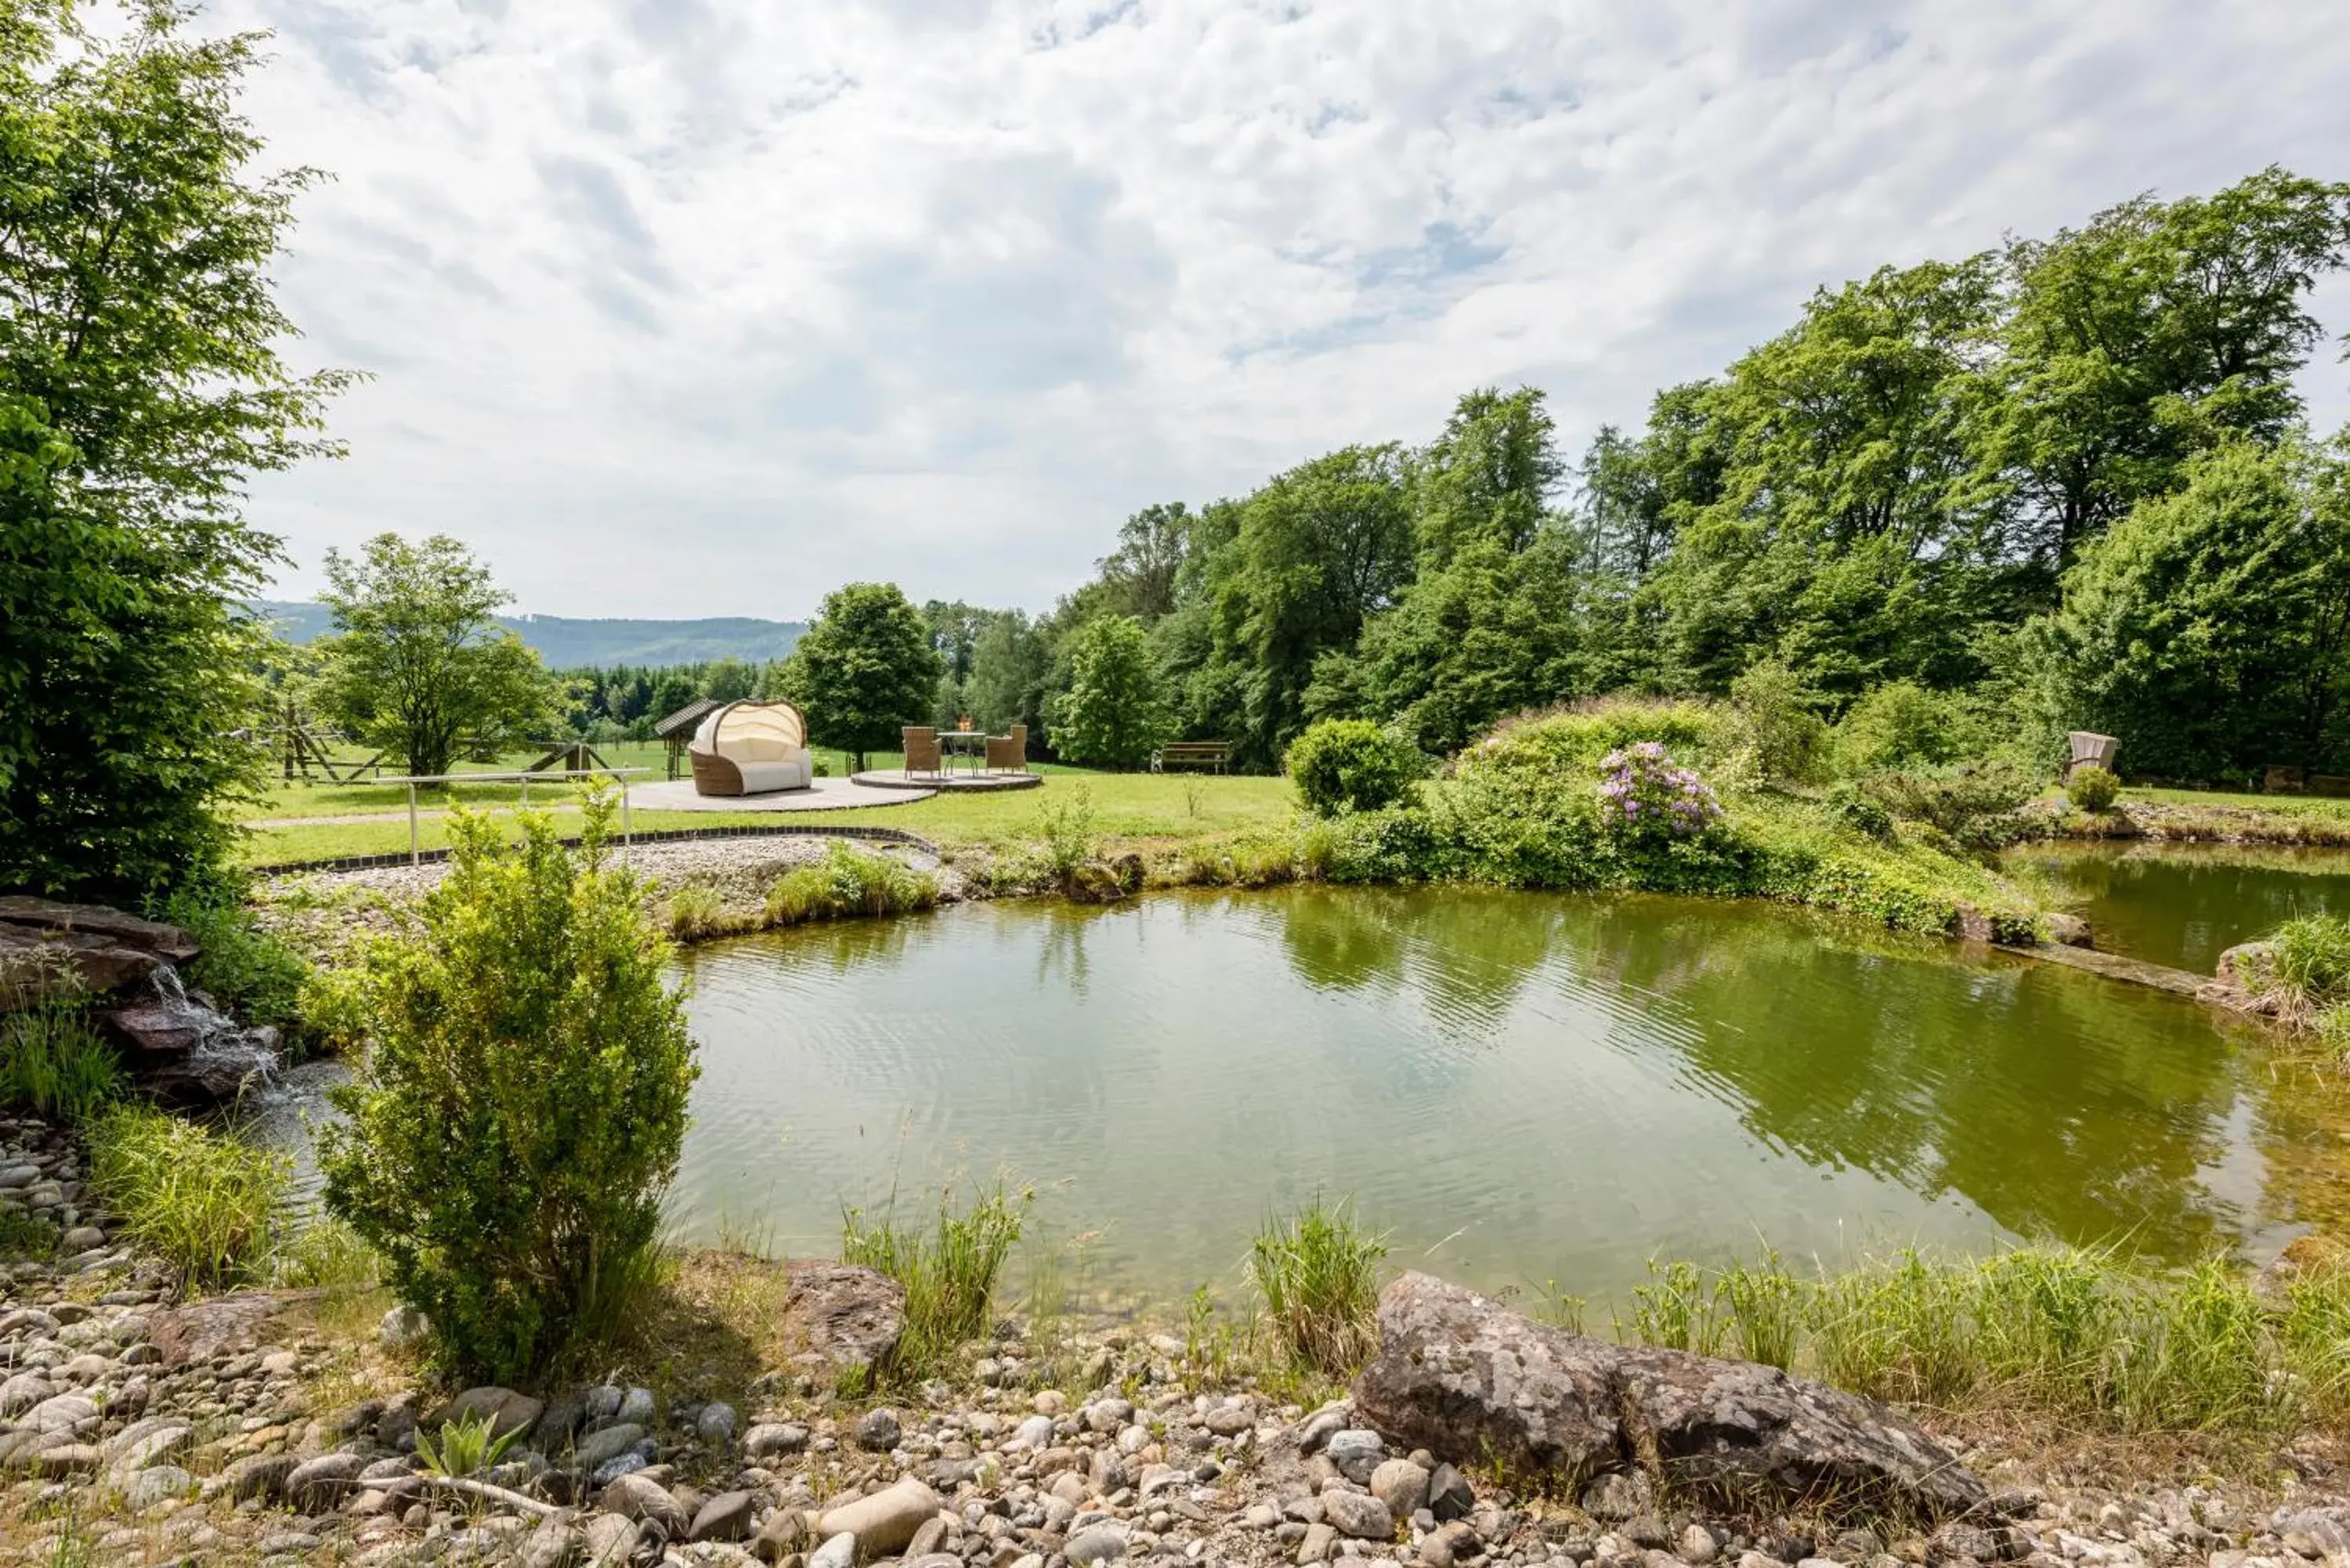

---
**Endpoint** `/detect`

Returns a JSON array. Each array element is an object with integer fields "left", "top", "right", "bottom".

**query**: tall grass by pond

[
  {"left": 663, "top": 844, "right": 939, "bottom": 941},
  {"left": 1249, "top": 1197, "right": 1387, "bottom": 1375},
  {"left": 2236, "top": 913, "right": 2350, "bottom": 1058},
  {"left": 1619, "top": 1244, "right": 2350, "bottom": 1437},
  {"left": 841, "top": 1181, "right": 1031, "bottom": 1379},
  {"left": 86, "top": 1103, "right": 288, "bottom": 1287}
]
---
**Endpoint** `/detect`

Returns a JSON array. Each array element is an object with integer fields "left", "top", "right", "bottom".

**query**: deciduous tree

[
  {"left": 1049, "top": 616, "right": 1171, "bottom": 768},
  {"left": 776, "top": 582, "right": 942, "bottom": 771},
  {"left": 314, "top": 534, "right": 562, "bottom": 779},
  {"left": 0, "top": 2, "right": 349, "bottom": 899}
]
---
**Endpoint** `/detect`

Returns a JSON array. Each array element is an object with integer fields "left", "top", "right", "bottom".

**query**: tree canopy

[
  {"left": 0, "top": 2, "right": 349, "bottom": 899},
  {"left": 313, "top": 534, "right": 563, "bottom": 779},
  {"left": 776, "top": 582, "right": 942, "bottom": 771},
  {"left": 1050, "top": 616, "right": 1171, "bottom": 768}
]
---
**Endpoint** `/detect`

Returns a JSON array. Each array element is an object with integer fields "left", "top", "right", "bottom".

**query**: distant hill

[{"left": 251, "top": 602, "right": 804, "bottom": 667}]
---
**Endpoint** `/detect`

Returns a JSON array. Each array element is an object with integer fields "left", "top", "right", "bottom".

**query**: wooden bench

[{"left": 1152, "top": 742, "right": 1230, "bottom": 775}]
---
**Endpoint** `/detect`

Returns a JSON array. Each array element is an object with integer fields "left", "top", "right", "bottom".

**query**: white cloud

[{"left": 209, "top": 0, "right": 2350, "bottom": 617}]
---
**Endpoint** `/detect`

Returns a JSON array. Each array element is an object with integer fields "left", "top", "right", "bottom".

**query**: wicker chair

[
  {"left": 903, "top": 727, "right": 942, "bottom": 777},
  {"left": 689, "top": 702, "right": 812, "bottom": 796},
  {"left": 985, "top": 723, "right": 1028, "bottom": 773}
]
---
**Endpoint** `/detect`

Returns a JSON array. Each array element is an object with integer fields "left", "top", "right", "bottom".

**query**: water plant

[
  {"left": 1030, "top": 787, "right": 1099, "bottom": 881},
  {"left": 664, "top": 881, "right": 736, "bottom": 941},
  {"left": 842, "top": 1180, "right": 1032, "bottom": 1376},
  {"left": 86, "top": 1103, "right": 287, "bottom": 1288},
  {"left": 1249, "top": 1196, "right": 1386, "bottom": 1375}
]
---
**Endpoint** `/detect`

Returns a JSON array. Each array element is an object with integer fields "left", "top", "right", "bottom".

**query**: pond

[
  {"left": 2008, "top": 841, "right": 2350, "bottom": 974},
  {"left": 666, "top": 885, "right": 2350, "bottom": 1306}
]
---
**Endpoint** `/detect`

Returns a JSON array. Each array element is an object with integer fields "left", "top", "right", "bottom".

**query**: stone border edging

[{"left": 248, "top": 820, "right": 943, "bottom": 878}]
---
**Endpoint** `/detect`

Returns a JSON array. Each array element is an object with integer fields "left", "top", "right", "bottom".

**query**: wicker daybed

[{"left": 689, "top": 701, "right": 813, "bottom": 796}]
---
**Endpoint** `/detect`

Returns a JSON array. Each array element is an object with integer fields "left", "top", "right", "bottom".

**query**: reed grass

[
  {"left": 1249, "top": 1196, "right": 1386, "bottom": 1375},
  {"left": 767, "top": 845, "right": 938, "bottom": 926},
  {"left": 1633, "top": 1242, "right": 2350, "bottom": 1437},
  {"left": 86, "top": 1104, "right": 288, "bottom": 1288},
  {"left": 664, "top": 881, "right": 741, "bottom": 941},
  {"left": 1178, "top": 836, "right": 1301, "bottom": 888},
  {"left": 841, "top": 1180, "right": 1031, "bottom": 1376},
  {"left": 0, "top": 1004, "right": 123, "bottom": 1125},
  {"left": 2263, "top": 913, "right": 2350, "bottom": 1031}
]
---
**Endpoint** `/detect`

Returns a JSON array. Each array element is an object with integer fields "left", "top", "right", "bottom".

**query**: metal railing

[{"left": 367, "top": 767, "right": 651, "bottom": 865}]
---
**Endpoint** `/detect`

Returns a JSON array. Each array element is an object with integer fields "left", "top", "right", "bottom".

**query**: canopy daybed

[{"left": 689, "top": 701, "right": 813, "bottom": 796}]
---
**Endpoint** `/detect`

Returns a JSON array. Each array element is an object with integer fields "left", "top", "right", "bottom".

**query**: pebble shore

[{"left": 5, "top": 1117, "right": 2350, "bottom": 1568}]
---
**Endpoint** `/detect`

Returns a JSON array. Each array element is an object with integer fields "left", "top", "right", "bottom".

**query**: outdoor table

[{"left": 940, "top": 731, "right": 986, "bottom": 774}]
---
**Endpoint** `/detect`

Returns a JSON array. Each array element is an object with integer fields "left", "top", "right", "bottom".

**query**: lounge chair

[{"left": 689, "top": 702, "right": 813, "bottom": 796}]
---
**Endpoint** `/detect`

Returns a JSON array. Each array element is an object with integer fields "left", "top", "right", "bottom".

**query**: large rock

[
  {"left": 148, "top": 1291, "right": 320, "bottom": 1367},
  {"left": 2201, "top": 941, "right": 2282, "bottom": 1014},
  {"left": 101, "top": 1000, "right": 204, "bottom": 1054},
  {"left": 815, "top": 1476, "right": 943, "bottom": 1555},
  {"left": 438, "top": 1386, "right": 546, "bottom": 1441},
  {"left": 285, "top": 1451, "right": 369, "bottom": 1511},
  {"left": 0, "top": 924, "right": 160, "bottom": 1006},
  {"left": 601, "top": 1472, "right": 689, "bottom": 1535},
  {"left": 0, "top": 897, "right": 200, "bottom": 960},
  {"left": 781, "top": 1260, "right": 906, "bottom": 1382},
  {"left": 1352, "top": 1273, "right": 1984, "bottom": 1521}
]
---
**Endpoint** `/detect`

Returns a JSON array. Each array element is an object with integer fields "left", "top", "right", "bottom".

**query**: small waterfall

[{"left": 136, "top": 966, "right": 283, "bottom": 1101}]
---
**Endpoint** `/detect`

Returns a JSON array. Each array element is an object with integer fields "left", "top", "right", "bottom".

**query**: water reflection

[
  {"left": 669, "top": 887, "right": 2350, "bottom": 1301},
  {"left": 2010, "top": 842, "right": 2350, "bottom": 974}
]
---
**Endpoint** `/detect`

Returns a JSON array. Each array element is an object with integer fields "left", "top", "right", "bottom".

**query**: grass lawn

[
  {"left": 237, "top": 767, "right": 1298, "bottom": 868},
  {"left": 2126, "top": 785, "right": 2350, "bottom": 824}
]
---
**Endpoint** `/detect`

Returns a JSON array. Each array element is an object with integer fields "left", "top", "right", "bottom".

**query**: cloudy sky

[{"left": 209, "top": 0, "right": 2350, "bottom": 620}]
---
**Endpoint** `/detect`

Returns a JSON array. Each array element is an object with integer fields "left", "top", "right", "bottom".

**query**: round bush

[
  {"left": 1826, "top": 782, "right": 1895, "bottom": 843},
  {"left": 1286, "top": 720, "right": 1419, "bottom": 816},
  {"left": 2066, "top": 764, "right": 2120, "bottom": 813}
]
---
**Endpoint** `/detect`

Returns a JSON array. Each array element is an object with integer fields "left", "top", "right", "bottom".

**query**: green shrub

[
  {"left": 1029, "top": 786, "right": 1098, "bottom": 881},
  {"left": 1860, "top": 759, "right": 2039, "bottom": 842},
  {"left": 1726, "top": 660, "right": 1828, "bottom": 786},
  {"left": 159, "top": 885, "right": 314, "bottom": 1046},
  {"left": 0, "top": 1003, "right": 123, "bottom": 1125},
  {"left": 320, "top": 797, "right": 700, "bottom": 1381},
  {"left": 765, "top": 844, "right": 938, "bottom": 924},
  {"left": 1285, "top": 719, "right": 1420, "bottom": 816},
  {"left": 842, "top": 1181, "right": 1031, "bottom": 1375},
  {"left": 88, "top": 1103, "right": 287, "bottom": 1287},
  {"left": 1831, "top": 681, "right": 1976, "bottom": 774},
  {"left": 2064, "top": 765, "right": 2119, "bottom": 812},
  {"left": 1824, "top": 782, "right": 1895, "bottom": 843},
  {"left": 1461, "top": 697, "right": 1729, "bottom": 780},
  {"left": 1249, "top": 1196, "right": 1386, "bottom": 1375}
]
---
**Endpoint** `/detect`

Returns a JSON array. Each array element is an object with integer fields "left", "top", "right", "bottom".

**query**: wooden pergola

[{"left": 653, "top": 697, "right": 724, "bottom": 780}]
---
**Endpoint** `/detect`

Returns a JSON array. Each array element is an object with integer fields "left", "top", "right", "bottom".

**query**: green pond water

[
  {"left": 669, "top": 885, "right": 2350, "bottom": 1306},
  {"left": 2008, "top": 842, "right": 2350, "bottom": 974}
]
